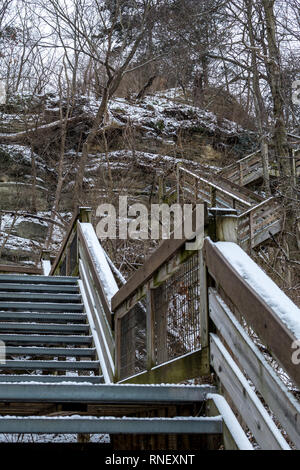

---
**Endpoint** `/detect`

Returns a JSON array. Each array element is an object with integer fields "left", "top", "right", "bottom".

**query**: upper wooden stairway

[
  {"left": 219, "top": 148, "right": 300, "bottom": 186},
  {"left": 160, "top": 148, "right": 299, "bottom": 252}
]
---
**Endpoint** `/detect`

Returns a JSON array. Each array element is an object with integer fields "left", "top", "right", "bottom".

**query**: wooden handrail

[
  {"left": 203, "top": 237, "right": 300, "bottom": 389},
  {"left": 77, "top": 222, "right": 113, "bottom": 326},
  {"left": 0, "top": 211, "right": 66, "bottom": 229},
  {"left": 220, "top": 150, "right": 261, "bottom": 171},
  {"left": 111, "top": 237, "right": 187, "bottom": 312},
  {"left": 111, "top": 204, "right": 208, "bottom": 312},
  {"left": 237, "top": 196, "right": 276, "bottom": 218},
  {"left": 179, "top": 167, "right": 253, "bottom": 207}
]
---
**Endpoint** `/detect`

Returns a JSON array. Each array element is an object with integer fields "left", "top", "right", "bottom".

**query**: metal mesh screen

[
  {"left": 119, "top": 301, "right": 147, "bottom": 380},
  {"left": 153, "top": 252, "right": 201, "bottom": 365}
]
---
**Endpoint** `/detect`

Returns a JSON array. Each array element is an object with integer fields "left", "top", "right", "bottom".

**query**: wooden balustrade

[
  {"left": 43, "top": 198, "right": 300, "bottom": 447},
  {"left": 111, "top": 235, "right": 300, "bottom": 448},
  {"left": 220, "top": 150, "right": 263, "bottom": 186},
  {"left": 173, "top": 166, "right": 282, "bottom": 252}
]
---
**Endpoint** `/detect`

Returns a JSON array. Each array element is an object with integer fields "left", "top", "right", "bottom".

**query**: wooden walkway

[
  {"left": 163, "top": 160, "right": 282, "bottom": 252},
  {"left": 219, "top": 148, "right": 300, "bottom": 186},
  {"left": 0, "top": 146, "right": 299, "bottom": 449},
  {"left": 19, "top": 205, "right": 296, "bottom": 450}
]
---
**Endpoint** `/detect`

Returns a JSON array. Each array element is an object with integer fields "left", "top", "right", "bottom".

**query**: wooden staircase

[
  {"left": 0, "top": 156, "right": 299, "bottom": 449},
  {"left": 0, "top": 274, "right": 102, "bottom": 382},
  {"left": 161, "top": 158, "right": 284, "bottom": 252},
  {"left": 219, "top": 149, "right": 300, "bottom": 185},
  {"left": 0, "top": 274, "right": 230, "bottom": 449}
]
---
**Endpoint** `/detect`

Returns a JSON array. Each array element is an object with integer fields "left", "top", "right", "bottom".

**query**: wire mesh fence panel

[
  {"left": 119, "top": 301, "right": 147, "bottom": 380},
  {"left": 153, "top": 252, "right": 201, "bottom": 365}
]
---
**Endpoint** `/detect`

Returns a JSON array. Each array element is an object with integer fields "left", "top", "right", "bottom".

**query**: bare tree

[{"left": 32, "top": 0, "right": 162, "bottom": 207}]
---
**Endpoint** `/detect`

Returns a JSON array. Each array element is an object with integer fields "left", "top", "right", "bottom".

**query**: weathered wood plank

[
  {"left": 0, "top": 265, "right": 42, "bottom": 275},
  {"left": 206, "top": 394, "right": 253, "bottom": 450},
  {"left": 112, "top": 204, "right": 208, "bottom": 314},
  {"left": 210, "top": 334, "right": 290, "bottom": 450},
  {"left": 199, "top": 250, "right": 209, "bottom": 349},
  {"left": 204, "top": 238, "right": 300, "bottom": 388},
  {"left": 209, "top": 289, "right": 300, "bottom": 448},
  {"left": 78, "top": 223, "right": 112, "bottom": 326},
  {"left": 119, "top": 348, "right": 210, "bottom": 384},
  {"left": 79, "top": 254, "right": 115, "bottom": 358}
]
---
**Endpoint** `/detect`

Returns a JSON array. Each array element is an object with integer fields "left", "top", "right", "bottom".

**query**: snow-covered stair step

[
  {"left": 0, "top": 374, "right": 103, "bottom": 383},
  {"left": 5, "top": 346, "right": 96, "bottom": 358},
  {"left": 0, "top": 283, "right": 79, "bottom": 294},
  {"left": 0, "top": 312, "right": 87, "bottom": 323},
  {"left": 0, "top": 416, "right": 223, "bottom": 435},
  {"left": 0, "top": 275, "right": 78, "bottom": 285},
  {"left": 0, "top": 302, "right": 84, "bottom": 312},
  {"left": 0, "top": 292, "right": 82, "bottom": 303},
  {"left": 0, "top": 334, "right": 93, "bottom": 346},
  {"left": 0, "top": 360, "right": 100, "bottom": 372},
  {"left": 0, "top": 383, "right": 215, "bottom": 403},
  {"left": 0, "top": 322, "right": 89, "bottom": 334}
]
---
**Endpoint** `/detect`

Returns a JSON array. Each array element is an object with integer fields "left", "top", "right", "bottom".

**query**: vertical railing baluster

[
  {"left": 115, "top": 314, "right": 122, "bottom": 382},
  {"left": 211, "top": 187, "right": 217, "bottom": 207},
  {"left": 249, "top": 210, "right": 254, "bottom": 253},
  {"left": 199, "top": 249, "right": 211, "bottom": 376},
  {"left": 146, "top": 288, "right": 155, "bottom": 370}
]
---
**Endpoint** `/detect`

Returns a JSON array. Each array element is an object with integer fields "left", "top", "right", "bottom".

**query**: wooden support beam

[
  {"left": 204, "top": 238, "right": 300, "bottom": 389},
  {"left": 209, "top": 289, "right": 300, "bottom": 448},
  {"left": 206, "top": 394, "right": 253, "bottom": 450},
  {"left": 146, "top": 289, "right": 155, "bottom": 370},
  {"left": 118, "top": 348, "right": 210, "bottom": 385},
  {"left": 0, "top": 265, "right": 42, "bottom": 275}
]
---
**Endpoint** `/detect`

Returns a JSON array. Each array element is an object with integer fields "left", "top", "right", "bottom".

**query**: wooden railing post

[
  {"left": 146, "top": 288, "right": 155, "bottom": 370},
  {"left": 249, "top": 210, "right": 254, "bottom": 253},
  {"left": 239, "top": 162, "right": 243, "bottom": 186},
  {"left": 79, "top": 207, "right": 92, "bottom": 223},
  {"left": 199, "top": 249, "right": 209, "bottom": 354},
  {"left": 115, "top": 314, "right": 122, "bottom": 382},
  {"left": 211, "top": 187, "right": 217, "bottom": 207}
]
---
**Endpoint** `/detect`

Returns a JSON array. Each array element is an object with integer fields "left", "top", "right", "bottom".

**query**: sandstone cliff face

[{"left": 0, "top": 89, "right": 256, "bottom": 266}]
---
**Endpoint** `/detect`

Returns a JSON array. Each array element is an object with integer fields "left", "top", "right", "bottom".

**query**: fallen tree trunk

[{"left": 0, "top": 114, "right": 87, "bottom": 144}]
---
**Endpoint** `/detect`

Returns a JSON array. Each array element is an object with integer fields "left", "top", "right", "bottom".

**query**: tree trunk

[
  {"left": 261, "top": 0, "right": 290, "bottom": 178},
  {"left": 245, "top": 0, "right": 271, "bottom": 195},
  {"left": 261, "top": 0, "right": 299, "bottom": 281}
]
